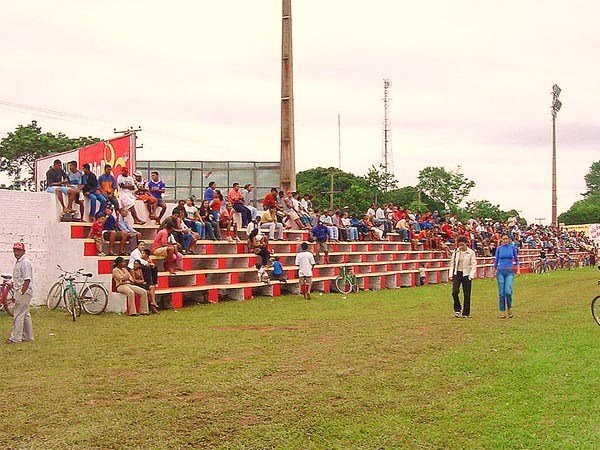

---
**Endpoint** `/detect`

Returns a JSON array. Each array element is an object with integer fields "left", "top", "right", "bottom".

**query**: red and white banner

[{"left": 35, "top": 134, "right": 135, "bottom": 192}]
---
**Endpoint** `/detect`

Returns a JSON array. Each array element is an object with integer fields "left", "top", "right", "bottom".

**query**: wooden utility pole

[{"left": 280, "top": 0, "right": 296, "bottom": 192}]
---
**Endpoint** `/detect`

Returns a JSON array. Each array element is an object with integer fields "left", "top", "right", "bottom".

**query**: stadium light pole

[{"left": 551, "top": 84, "right": 562, "bottom": 228}]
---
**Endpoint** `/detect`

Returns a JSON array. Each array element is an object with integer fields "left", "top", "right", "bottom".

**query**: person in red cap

[{"left": 6, "top": 242, "right": 34, "bottom": 344}]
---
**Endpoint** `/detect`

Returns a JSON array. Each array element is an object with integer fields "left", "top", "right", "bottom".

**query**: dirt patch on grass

[{"left": 211, "top": 325, "right": 306, "bottom": 332}]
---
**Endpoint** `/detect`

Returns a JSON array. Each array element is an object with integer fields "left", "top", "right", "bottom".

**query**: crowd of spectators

[{"left": 47, "top": 161, "right": 597, "bottom": 299}]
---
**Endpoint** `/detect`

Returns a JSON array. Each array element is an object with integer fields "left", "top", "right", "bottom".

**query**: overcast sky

[{"left": 1, "top": 0, "right": 598, "bottom": 223}]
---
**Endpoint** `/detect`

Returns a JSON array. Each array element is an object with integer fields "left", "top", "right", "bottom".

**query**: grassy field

[{"left": 1, "top": 269, "right": 599, "bottom": 450}]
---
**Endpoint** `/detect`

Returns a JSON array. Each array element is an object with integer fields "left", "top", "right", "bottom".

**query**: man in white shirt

[
  {"left": 117, "top": 167, "right": 145, "bottom": 225},
  {"left": 295, "top": 242, "right": 316, "bottom": 300},
  {"left": 7, "top": 242, "right": 34, "bottom": 344},
  {"left": 242, "top": 184, "right": 259, "bottom": 219}
]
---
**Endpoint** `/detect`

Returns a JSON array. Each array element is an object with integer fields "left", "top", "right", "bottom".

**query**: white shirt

[
  {"left": 13, "top": 255, "right": 33, "bottom": 295},
  {"left": 295, "top": 251, "right": 316, "bottom": 277},
  {"left": 375, "top": 208, "right": 385, "bottom": 220},
  {"left": 117, "top": 174, "right": 136, "bottom": 198},
  {"left": 320, "top": 214, "right": 333, "bottom": 226},
  {"left": 128, "top": 248, "right": 148, "bottom": 269},
  {"left": 247, "top": 221, "right": 263, "bottom": 238},
  {"left": 367, "top": 208, "right": 376, "bottom": 218},
  {"left": 184, "top": 204, "right": 198, "bottom": 221}
]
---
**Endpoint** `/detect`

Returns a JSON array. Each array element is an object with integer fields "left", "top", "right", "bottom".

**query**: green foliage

[
  {"left": 0, "top": 121, "right": 99, "bottom": 190},
  {"left": 297, "top": 167, "right": 375, "bottom": 214},
  {"left": 583, "top": 160, "right": 600, "bottom": 196},
  {"left": 417, "top": 166, "right": 475, "bottom": 210},
  {"left": 364, "top": 164, "right": 398, "bottom": 193},
  {"left": 465, "top": 199, "right": 510, "bottom": 222},
  {"left": 558, "top": 193, "right": 600, "bottom": 225},
  {"left": 559, "top": 160, "right": 600, "bottom": 224}
]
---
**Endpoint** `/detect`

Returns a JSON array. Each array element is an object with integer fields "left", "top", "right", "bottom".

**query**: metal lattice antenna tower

[{"left": 382, "top": 79, "right": 393, "bottom": 173}]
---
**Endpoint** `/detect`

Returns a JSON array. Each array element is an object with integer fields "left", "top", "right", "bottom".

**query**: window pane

[
  {"left": 175, "top": 187, "right": 191, "bottom": 201},
  {"left": 229, "top": 170, "right": 253, "bottom": 186},
  {"left": 176, "top": 169, "right": 191, "bottom": 187},
  {"left": 256, "top": 169, "right": 280, "bottom": 188},
  {"left": 148, "top": 161, "right": 174, "bottom": 169},
  {"left": 159, "top": 169, "right": 176, "bottom": 186}
]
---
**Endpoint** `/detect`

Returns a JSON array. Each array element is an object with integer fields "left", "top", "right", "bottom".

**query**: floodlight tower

[
  {"left": 280, "top": 0, "right": 296, "bottom": 191},
  {"left": 382, "top": 79, "right": 393, "bottom": 174},
  {"left": 551, "top": 84, "right": 562, "bottom": 227}
]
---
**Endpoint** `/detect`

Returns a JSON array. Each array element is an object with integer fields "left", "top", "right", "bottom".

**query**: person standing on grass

[
  {"left": 449, "top": 235, "right": 477, "bottom": 318},
  {"left": 295, "top": 242, "right": 316, "bottom": 300},
  {"left": 6, "top": 242, "right": 34, "bottom": 344},
  {"left": 492, "top": 234, "right": 520, "bottom": 319}
]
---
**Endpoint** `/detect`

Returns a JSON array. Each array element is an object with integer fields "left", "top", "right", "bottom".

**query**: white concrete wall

[{"left": 0, "top": 190, "right": 69, "bottom": 305}]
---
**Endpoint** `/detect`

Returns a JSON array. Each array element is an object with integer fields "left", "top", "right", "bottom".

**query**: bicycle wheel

[
  {"left": 592, "top": 295, "right": 600, "bottom": 327},
  {"left": 2, "top": 288, "right": 16, "bottom": 316},
  {"left": 335, "top": 276, "right": 353, "bottom": 294},
  {"left": 47, "top": 282, "right": 64, "bottom": 310},
  {"left": 64, "top": 289, "right": 79, "bottom": 321},
  {"left": 351, "top": 275, "right": 360, "bottom": 293},
  {"left": 81, "top": 284, "right": 109, "bottom": 315}
]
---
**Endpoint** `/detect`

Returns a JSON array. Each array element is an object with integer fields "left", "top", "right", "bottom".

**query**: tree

[
  {"left": 583, "top": 160, "right": 600, "bottom": 197},
  {"left": 0, "top": 121, "right": 99, "bottom": 190},
  {"left": 417, "top": 166, "right": 475, "bottom": 211},
  {"left": 558, "top": 160, "right": 600, "bottom": 225},
  {"left": 465, "top": 200, "right": 509, "bottom": 222},
  {"left": 297, "top": 167, "right": 374, "bottom": 214},
  {"left": 364, "top": 164, "right": 398, "bottom": 195},
  {"left": 381, "top": 186, "right": 444, "bottom": 212},
  {"left": 558, "top": 193, "right": 600, "bottom": 225}
]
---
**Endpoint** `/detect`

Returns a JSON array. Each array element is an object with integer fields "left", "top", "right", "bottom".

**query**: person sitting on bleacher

[
  {"left": 148, "top": 171, "right": 167, "bottom": 225},
  {"left": 98, "top": 164, "right": 121, "bottom": 212},
  {"left": 361, "top": 215, "right": 383, "bottom": 240},
  {"left": 209, "top": 190, "right": 223, "bottom": 223},
  {"left": 261, "top": 206, "right": 284, "bottom": 240},
  {"left": 242, "top": 184, "right": 259, "bottom": 220},
  {"left": 182, "top": 198, "right": 205, "bottom": 239},
  {"left": 199, "top": 200, "right": 221, "bottom": 240},
  {"left": 129, "top": 259, "right": 160, "bottom": 314},
  {"left": 219, "top": 203, "right": 239, "bottom": 242},
  {"left": 67, "top": 161, "right": 85, "bottom": 221},
  {"left": 341, "top": 212, "right": 358, "bottom": 241},
  {"left": 204, "top": 181, "right": 216, "bottom": 202},
  {"left": 228, "top": 182, "right": 252, "bottom": 228},
  {"left": 117, "top": 167, "right": 145, "bottom": 225},
  {"left": 248, "top": 228, "right": 271, "bottom": 266},
  {"left": 45, "top": 159, "right": 75, "bottom": 214},
  {"left": 81, "top": 163, "right": 106, "bottom": 222},
  {"left": 102, "top": 204, "right": 127, "bottom": 256},
  {"left": 319, "top": 210, "right": 339, "bottom": 242},
  {"left": 112, "top": 256, "right": 149, "bottom": 316},
  {"left": 283, "top": 191, "right": 307, "bottom": 230},
  {"left": 162, "top": 208, "right": 195, "bottom": 254},
  {"left": 152, "top": 223, "right": 183, "bottom": 274},
  {"left": 133, "top": 171, "right": 158, "bottom": 218},
  {"left": 117, "top": 208, "right": 142, "bottom": 255}
]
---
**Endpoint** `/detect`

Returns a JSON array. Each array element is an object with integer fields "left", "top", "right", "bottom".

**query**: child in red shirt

[{"left": 88, "top": 215, "right": 107, "bottom": 256}]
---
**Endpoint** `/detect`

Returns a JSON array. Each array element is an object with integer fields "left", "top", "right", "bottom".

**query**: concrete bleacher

[{"left": 67, "top": 219, "right": 550, "bottom": 312}]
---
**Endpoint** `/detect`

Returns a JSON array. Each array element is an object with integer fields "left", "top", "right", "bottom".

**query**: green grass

[{"left": 1, "top": 270, "right": 599, "bottom": 450}]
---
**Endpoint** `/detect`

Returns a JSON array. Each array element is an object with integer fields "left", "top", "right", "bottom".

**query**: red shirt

[
  {"left": 228, "top": 189, "right": 243, "bottom": 204},
  {"left": 90, "top": 221, "right": 103, "bottom": 238},
  {"left": 263, "top": 193, "right": 277, "bottom": 209},
  {"left": 152, "top": 229, "right": 169, "bottom": 252}
]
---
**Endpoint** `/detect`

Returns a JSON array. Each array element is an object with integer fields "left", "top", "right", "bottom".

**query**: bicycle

[
  {"left": 0, "top": 273, "right": 15, "bottom": 317},
  {"left": 592, "top": 281, "right": 600, "bottom": 327},
  {"left": 533, "top": 259, "right": 549, "bottom": 274},
  {"left": 335, "top": 265, "right": 360, "bottom": 294},
  {"left": 50, "top": 266, "right": 109, "bottom": 320}
]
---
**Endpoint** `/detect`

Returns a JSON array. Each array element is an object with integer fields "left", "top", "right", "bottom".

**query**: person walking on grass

[
  {"left": 449, "top": 235, "right": 477, "bottom": 318},
  {"left": 6, "top": 242, "right": 34, "bottom": 344},
  {"left": 295, "top": 242, "right": 316, "bottom": 300},
  {"left": 492, "top": 234, "right": 520, "bottom": 319}
]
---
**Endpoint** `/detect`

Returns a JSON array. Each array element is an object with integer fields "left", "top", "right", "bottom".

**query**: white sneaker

[{"left": 454, "top": 311, "right": 462, "bottom": 318}]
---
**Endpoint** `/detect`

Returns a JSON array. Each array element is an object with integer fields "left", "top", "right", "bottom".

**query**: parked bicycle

[
  {"left": 0, "top": 273, "right": 15, "bottom": 317},
  {"left": 335, "top": 265, "right": 360, "bottom": 294},
  {"left": 47, "top": 265, "right": 109, "bottom": 320}
]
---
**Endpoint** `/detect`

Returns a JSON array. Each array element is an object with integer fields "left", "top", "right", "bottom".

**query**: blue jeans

[
  {"left": 184, "top": 219, "right": 205, "bottom": 238},
  {"left": 496, "top": 268, "right": 515, "bottom": 311},
  {"left": 86, "top": 192, "right": 107, "bottom": 218}
]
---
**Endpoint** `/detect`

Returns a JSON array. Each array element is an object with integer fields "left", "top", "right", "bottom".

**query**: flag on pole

[{"left": 204, "top": 171, "right": 213, "bottom": 179}]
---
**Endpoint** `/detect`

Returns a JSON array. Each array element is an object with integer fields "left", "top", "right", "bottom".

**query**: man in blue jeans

[{"left": 81, "top": 163, "right": 106, "bottom": 221}]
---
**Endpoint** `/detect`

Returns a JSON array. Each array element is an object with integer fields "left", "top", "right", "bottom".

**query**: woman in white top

[{"left": 448, "top": 235, "right": 477, "bottom": 318}]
